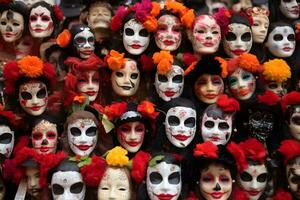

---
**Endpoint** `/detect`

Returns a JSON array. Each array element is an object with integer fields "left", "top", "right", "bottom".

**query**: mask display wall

[
  {"left": 86, "top": 2, "right": 112, "bottom": 30},
  {"left": 26, "top": 167, "right": 42, "bottom": 199},
  {"left": 0, "top": 125, "right": 14, "bottom": 158},
  {"left": 279, "top": 0, "right": 299, "bottom": 19},
  {"left": 72, "top": 26, "right": 95, "bottom": 59},
  {"left": 288, "top": 106, "right": 300, "bottom": 142},
  {"left": 76, "top": 70, "right": 100, "bottom": 102},
  {"left": 248, "top": 111, "right": 274, "bottom": 142}
]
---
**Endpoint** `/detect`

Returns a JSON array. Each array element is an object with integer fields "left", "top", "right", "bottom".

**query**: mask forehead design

[
  {"left": 0, "top": 10, "right": 24, "bottom": 42},
  {"left": 0, "top": 125, "right": 14, "bottom": 158},
  {"left": 29, "top": 6, "right": 53, "bottom": 38},
  {"left": 74, "top": 28, "right": 95, "bottom": 59},
  {"left": 280, "top": 0, "right": 299, "bottom": 19}
]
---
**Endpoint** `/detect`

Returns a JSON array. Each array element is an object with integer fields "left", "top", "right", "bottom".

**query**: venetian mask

[
  {"left": 15, "top": 35, "right": 34, "bottom": 60},
  {"left": 223, "top": 23, "right": 252, "bottom": 58},
  {"left": 97, "top": 167, "right": 131, "bottom": 200},
  {"left": 29, "top": 5, "right": 54, "bottom": 38},
  {"left": 189, "top": 15, "right": 221, "bottom": 55},
  {"left": 238, "top": 164, "right": 268, "bottom": 200},
  {"left": 199, "top": 163, "right": 232, "bottom": 200},
  {"left": 194, "top": 74, "right": 224, "bottom": 104},
  {"left": 26, "top": 167, "right": 42, "bottom": 199},
  {"left": 248, "top": 111, "right": 274, "bottom": 142},
  {"left": 111, "top": 59, "right": 140, "bottom": 97},
  {"left": 265, "top": 26, "right": 295, "bottom": 58},
  {"left": 18, "top": 80, "right": 48, "bottom": 116},
  {"left": 251, "top": 15, "right": 269, "bottom": 43},
  {"left": 87, "top": 5, "right": 111, "bottom": 29},
  {"left": 67, "top": 118, "right": 98, "bottom": 157},
  {"left": 155, "top": 65, "right": 184, "bottom": 102},
  {"left": 0, "top": 125, "right": 14, "bottom": 158},
  {"left": 165, "top": 106, "right": 196, "bottom": 148},
  {"left": 279, "top": 0, "right": 299, "bottom": 19},
  {"left": 289, "top": 107, "right": 300, "bottom": 142},
  {"left": 228, "top": 68, "right": 256, "bottom": 101},
  {"left": 73, "top": 27, "right": 95, "bottom": 59},
  {"left": 51, "top": 171, "right": 86, "bottom": 200},
  {"left": 123, "top": 19, "right": 150, "bottom": 55},
  {"left": 146, "top": 160, "right": 181, "bottom": 200},
  {"left": 76, "top": 70, "right": 99, "bottom": 102},
  {"left": 0, "top": 10, "right": 24, "bottom": 42},
  {"left": 32, "top": 120, "right": 57, "bottom": 154},
  {"left": 264, "top": 81, "right": 288, "bottom": 97},
  {"left": 155, "top": 14, "right": 182, "bottom": 51}
]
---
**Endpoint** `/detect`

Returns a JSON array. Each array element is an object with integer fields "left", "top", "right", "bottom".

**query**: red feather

[
  {"left": 13, "top": 136, "right": 30, "bottom": 156},
  {"left": 278, "top": 140, "right": 300, "bottom": 165},
  {"left": 233, "top": 187, "right": 249, "bottom": 200},
  {"left": 217, "top": 94, "right": 240, "bottom": 112},
  {"left": 227, "top": 142, "right": 248, "bottom": 173},
  {"left": 273, "top": 188, "right": 292, "bottom": 200},
  {"left": 281, "top": 91, "right": 300, "bottom": 113},
  {"left": 131, "top": 151, "right": 151, "bottom": 184},
  {"left": 0, "top": 110, "right": 17, "bottom": 127},
  {"left": 193, "top": 141, "right": 218, "bottom": 159},
  {"left": 65, "top": 54, "right": 104, "bottom": 72},
  {"left": 43, "top": 62, "right": 56, "bottom": 87},
  {"left": 3, "top": 61, "right": 20, "bottom": 95},
  {"left": 257, "top": 90, "right": 280, "bottom": 106},
  {"left": 239, "top": 138, "right": 266, "bottom": 164},
  {"left": 53, "top": 5, "right": 64, "bottom": 21},
  {"left": 110, "top": 16, "right": 123, "bottom": 32},
  {"left": 104, "top": 102, "right": 128, "bottom": 121},
  {"left": 140, "top": 54, "right": 153, "bottom": 72}
]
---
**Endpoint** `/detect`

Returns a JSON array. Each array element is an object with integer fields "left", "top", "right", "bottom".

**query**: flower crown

[
  {"left": 262, "top": 59, "right": 291, "bottom": 83},
  {"left": 193, "top": 141, "right": 219, "bottom": 159},
  {"left": 226, "top": 53, "right": 261, "bottom": 75},
  {"left": 246, "top": 7, "right": 269, "bottom": 18},
  {"left": 278, "top": 140, "right": 300, "bottom": 165}
]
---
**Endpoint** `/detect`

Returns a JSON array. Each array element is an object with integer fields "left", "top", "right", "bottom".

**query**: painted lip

[
  {"left": 203, "top": 42, "right": 214, "bottom": 47},
  {"left": 39, "top": 146, "right": 52, "bottom": 153},
  {"left": 283, "top": 47, "right": 292, "bottom": 52},
  {"left": 4, "top": 32, "right": 15, "bottom": 37},
  {"left": 84, "top": 91, "right": 97, "bottom": 96},
  {"left": 290, "top": 9, "right": 299, "bottom": 14},
  {"left": 130, "top": 44, "right": 142, "bottom": 49},
  {"left": 238, "top": 88, "right": 250, "bottom": 96},
  {"left": 74, "top": 144, "right": 93, "bottom": 151},
  {"left": 155, "top": 193, "right": 177, "bottom": 200},
  {"left": 173, "top": 134, "right": 190, "bottom": 141},
  {"left": 33, "top": 28, "right": 44, "bottom": 33},
  {"left": 203, "top": 93, "right": 218, "bottom": 99},
  {"left": 164, "top": 91, "right": 176, "bottom": 97},
  {"left": 210, "top": 192, "right": 225, "bottom": 199},
  {"left": 28, "top": 188, "right": 42, "bottom": 195},
  {"left": 247, "top": 190, "right": 260, "bottom": 196},
  {"left": 210, "top": 136, "right": 220, "bottom": 142},
  {"left": 81, "top": 50, "right": 93, "bottom": 55},
  {"left": 28, "top": 106, "right": 43, "bottom": 111},
  {"left": 163, "top": 40, "right": 175, "bottom": 46},
  {"left": 231, "top": 49, "right": 246, "bottom": 56},
  {"left": 126, "top": 141, "right": 141, "bottom": 147}
]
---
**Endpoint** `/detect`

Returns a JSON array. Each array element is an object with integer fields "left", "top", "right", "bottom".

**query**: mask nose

[
  {"left": 213, "top": 183, "right": 221, "bottom": 191},
  {"left": 109, "top": 187, "right": 118, "bottom": 199},
  {"left": 41, "top": 139, "right": 48, "bottom": 145}
]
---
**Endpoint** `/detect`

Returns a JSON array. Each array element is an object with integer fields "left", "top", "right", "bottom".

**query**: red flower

[
  {"left": 273, "top": 188, "right": 292, "bottom": 200},
  {"left": 137, "top": 101, "right": 159, "bottom": 120},
  {"left": 227, "top": 142, "right": 248, "bottom": 173},
  {"left": 64, "top": 72, "right": 78, "bottom": 91},
  {"left": 105, "top": 102, "right": 128, "bottom": 120},
  {"left": 81, "top": 156, "right": 106, "bottom": 187},
  {"left": 257, "top": 90, "right": 279, "bottom": 106},
  {"left": 278, "top": 140, "right": 300, "bottom": 165},
  {"left": 110, "top": 16, "right": 123, "bottom": 32},
  {"left": 217, "top": 94, "right": 240, "bottom": 112},
  {"left": 131, "top": 151, "right": 151, "bottom": 184},
  {"left": 140, "top": 54, "right": 153, "bottom": 72},
  {"left": 193, "top": 141, "right": 218, "bottom": 159},
  {"left": 281, "top": 92, "right": 300, "bottom": 113},
  {"left": 53, "top": 5, "right": 64, "bottom": 21},
  {"left": 183, "top": 52, "right": 198, "bottom": 66}
]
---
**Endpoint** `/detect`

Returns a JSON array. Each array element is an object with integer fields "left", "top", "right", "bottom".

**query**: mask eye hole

[
  {"left": 158, "top": 74, "right": 168, "bottom": 82},
  {"left": 172, "top": 75, "right": 183, "bottom": 83},
  {"left": 70, "top": 127, "right": 81, "bottom": 136},
  {"left": 86, "top": 127, "right": 97, "bottom": 136},
  {"left": 88, "top": 37, "right": 95, "bottom": 44},
  {"left": 225, "top": 32, "right": 236, "bottom": 41},
  {"left": 70, "top": 182, "right": 84, "bottom": 194},
  {"left": 125, "top": 28, "right": 134, "bottom": 36},
  {"left": 273, "top": 34, "right": 283, "bottom": 41},
  {"left": 201, "top": 174, "right": 213, "bottom": 182},
  {"left": 241, "top": 32, "right": 251, "bottom": 42},
  {"left": 131, "top": 73, "right": 138, "bottom": 79},
  {"left": 257, "top": 173, "right": 267, "bottom": 182},
  {"left": 0, "top": 133, "right": 12, "bottom": 144},
  {"left": 204, "top": 120, "right": 214, "bottom": 128},
  {"left": 168, "top": 116, "right": 180, "bottom": 126},
  {"left": 291, "top": 116, "right": 300, "bottom": 125},
  {"left": 219, "top": 122, "right": 229, "bottom": 130},
  {"left": 21, "top": 91, "right": 32, "bottom": 100},
  {"left": 116, "top": 72, "right": 123, "bottom": 77},
  {"left": 46, "top": 132, "right": 57, "bottom": 139},
  {"left": 240, "top": 171, "right": 252, "bottom": 182},
  {"left": 267, "top": 82, "right": 279, "bottom": 89},
  {"left": 228, "top": 76, "right": 237, "bottom": 87},
  {"left": 37, "top": 88, "right": 47, "bottom": 98},
  {"left": 184, "top": 117, "right": 195, "bottom": 128},
  {"left": 30, "top": 15, "right": 37, "bottom": 22},
  {"left": 52, "top": 184, "right": 64, "bottom": 195},
  {"left": 168, "top": 171, "right": 180, "bottom": 184},
  {"left": 150, "top": 172, "right": 163, "bottom": 184},
  {"left": 32, "top": 132, "right": 42, "bottom": 140},
  {"left": 139, "top": 28, "right": 149, "bottom": 37},
  {"left": 288, "top": 34, "right": 295, "bottom": 41}
]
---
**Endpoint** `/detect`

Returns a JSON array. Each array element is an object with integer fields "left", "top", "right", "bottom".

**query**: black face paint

[
  {"left": 6, "top": 10, "right": 13, "bottom": 21},
  {"left": 213, "top": 183, "right": 221, "bottom": 191},
  {"left": 41, "top": 139, "right": 48, "bottom": 145},
  {"left": 248, "top": 111, "right": 274, "bottom": 142}
]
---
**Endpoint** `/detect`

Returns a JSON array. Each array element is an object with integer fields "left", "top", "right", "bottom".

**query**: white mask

[
  {"left": 73, "top": 28, "right": 95, "bottom": 59},
  {"left": 165, "top": 106, "right": 196, "bottom": 148},
  {"left": 265, "top": 26, "right": 295, "bottom": 58},
  {"left": 18, "top": 81, "right": 48, "bottom": 116},
  {"left": 251, "top": 15, "right": 269, "bottom": 44},
  {"left": 76, "top": 70, "right": 100, "bottom": 102},
  {"left": 98, "top": 167, "right": 131, "bottom": 200},
  {"left": 15, "top": 35, "right": 34, "bottom": 60},
  {"left": 238, "top": 164, "right": 268, "bottom": 200},
  {"left": 0, "top": 10, "right": 24, "bottom": 42},
  {"left": 67, "top": 119, "right": 98, "bottom": 157},
  {"left": 280, "top": 0, "right": 299, "bottom": 19},
  {"left": 155, "top": 65, "right": 184, "bottom": 102},
  {"left": 0, "top": 125, "right": 14, "bottom": 158},
  {"left": 286, "top": 162, "right": 300, "bottom": 199},
  {"left": 289, "top": 107, "right": 300, "bottom": 142},
  {"left": 51, "top": 171, "right": 86, "bottom": 200},
  {"left": 26, "top": 167, "right": 42, "bottom": 199},
  {"left": 123, "top": 19, "right": 150, "bottom": 55},
  {"left": 87, "top": 5, "right": 111, "bottom": 29},
  {"left": 146, "top": 161, "right": 181, "bottom": 200},
  {"left": 223, "top": 23, "right": 253, "bottom": 58},
  {"left": 29, "top": 6, "right": 54, "bottom": 38},
  {"left": 111, "top": 59, "right": 140, "bottom": 97}
]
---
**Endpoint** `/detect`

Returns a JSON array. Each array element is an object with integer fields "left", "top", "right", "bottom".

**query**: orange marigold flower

[
  {"left": 107, "top": 50, "right": 126, "bottom": 71},
  {"left": 56, "top": 29, "right": 71, "bottom": 48},
  {"left": 181, "top": 9, "right": 195, "bottom": 29},
  {"left": 166, "top": 0, "right": 186, "bottom": 15},
  {"left": 215, "top": 57, "right": 228, "bottom": 78},
  {"left": 151, "top": 2, "right": 160, "bottom": 17},
  {"left": 143, "top": 16, "right": 158, "bottom": 32},
  {"left": 263, "top": 59, "right": 291, "bottom": 83},
  {"left": 73, "top": 95, "right": 86, "bottom": 104},
  {"left": 106, "top": 146, "right": 129, "bottom": 167},
  {"left": 17, "top": 56, "right": 43, "bottom": 78},
  {"left": 153, "top": 51, "right": 173, "bottom": 75},
  {"left": 239, "top": 53, "right": 261, "bottom": 73}
]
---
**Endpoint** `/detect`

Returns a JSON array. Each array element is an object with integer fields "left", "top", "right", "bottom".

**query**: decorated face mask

[
  {"left": 248, "top": 111, "right": 273, "bottom": 142},
  {"left": 265, "top": 26, "right": 295, "bottom": 58},
  {"left": 0, "top": 125, "right": 14, "bottom": 158},
  {"left": 87, "top": 5, "right": 111, "bottom": 29},
  {"left": 155, "top": 65, "right": 184, "bottom": 102},
  {"left": 286, "top": 161, "right": 300, "bottom": 199},
  {"left": 15, "top": 35, "right": 34, "bottom": 60},
  {"left": 251, "top": 15, "right": 269, "bottom": 43},
  {"left": 155, "top": 14, "right": 182, "bottom": 51},
  {"left": 29, "top": 5, "right": 54, "bottom": 38},
  {"left": 238, "top": 164, "right": 268, "bottom": 200},
  {"left": 73, "top": 28, "right": 95, "bottom": 59},
  {"left": 18, "top": 80, "right": 48, "bottom": 116},
  {"left": 0, "top": 10, "right": 24, "bottom": 42},
  {"left": 194, "top": 74, "right": 224, "bottom": 104},
  {"left": 289, "top": 107, "right": 300, "bottom": 142},
  {"left": 76, "top": 70, "right": 99, "bottom": 102},
  {"left": 123, "top": 19, "right": 150, "bottom": 55},
  {"left": 67, "top": 119, "right": 98, "bottom": 157},
  {"left": 26, "top": 167, "right": 42, "bottom": 199},
  {"left": 146, "top": 161, "right": 181, "bottom": 200},
  {"left": 98, "top": 167, "right": 131, "bottom": 200},
  {"left": 111, "top": 59, "right": 140, "bottom": 97},
  {"left": 264, "top": 81, "right": 288, "bottom": 97},
  {"left": 208, "top": 2, "right": 227, "bottom": 14},
  {"left": 228, "top": 68, "right": 256, "bottom": 100},
  {"left": 165, "top": 106, "right": 196, "bottom": 148},
  {"left": 32, "top": 120, "right": 57, "bottom": 154},
  {"left": 199, "top": 163, "right": 232, "bottom": 200},
  {"left": 280, "top": 0, "right": 299, "bottom": 19},
  {"left": 223, "top": 23, "right": 252, "bottom": 58},
  {"left": 190, "top": 15, "right": 221, "bottom": 55},
  {"left": 51, "top": 171, "right": 86, "bottom": 200}
]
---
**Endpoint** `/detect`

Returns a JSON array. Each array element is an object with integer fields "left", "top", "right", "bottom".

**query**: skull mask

[
  {"left": 248, "top": 111, "right": 274, "bottom": 142},
  {"left": 29, "top": 5, "right": 54, "bottom": 38},
  {"left": 0, "top": 9, "right": 24, "bottom": 42},
  {"left": 73, "top": 27, "right": 95, "bottom": 59},
  {"left": 0, "top": 125, "right": 14, "bottom": 158}
]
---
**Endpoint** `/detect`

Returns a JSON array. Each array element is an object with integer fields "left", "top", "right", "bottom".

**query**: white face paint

[
  {"left": 280, "top": 0, "right": 300, "bottom": 19},
  {"left": 265, "top": 26, "right": 296, "bottom": 58},
  {"left": 0, "top": 125, "right": 14, "bottom": 158},
  {"left": 97, "top": 167, "right": 131, "bottom": 200},
  {"left": 264, "top": 81, "right": 288, "bottom": 97},
  {"left": 67, "top": 119, "right": 98, "bottom": 157},
  {"left": 51, "top": 171, "right": 86, "bottom": 200},
  {"left": 18, "top": 81, "right": 48, "bottom": 116},
  {"left": 146, "top": 161, "right": 181, "bottom": 200},
  {"left": 155, "top": 65, "right": 184, "bottom": 102},
  {"left": 111, "top": 59, "right": 140, "bottom": 97},
  {"left": 15, "top": 35, "right": 34, "bottom": 60},
  {"left": 287, "top": 162, "right": 300, "bottom": 199},
  {"left": 123, "top": 19, "right": 150, "bottom": 55},
  {"left": 26, "top": 167, "right": 42, "bottom": 199},
  {"left": 76, "top": 70, "right": 100, "bottom": 102},
  {"left": 73, "top": 28, "right": 95, "bottom": 59},
  {"left": 29, "top": 6, "right": 54, "bottom": 38},
  {"left": 251, "top": 15, "right": 269, "bottom": 43},
  {"left": 87, "top": 5, "right": 111, "bottom": 29},
  {"left": 289, "top": 107, "right": 300, "bottom": 142},
  {"left": 165, "top": 106, "right": 196, "bottom": 148},
  {"left": 223, "top": 23, "right": 253, "bottom": 58},
  {"left": 0, "top": 10, "right": 24, "bottom": 42},
  {"left": 238, "top": 164, "right": 268, "bottom": 200}
]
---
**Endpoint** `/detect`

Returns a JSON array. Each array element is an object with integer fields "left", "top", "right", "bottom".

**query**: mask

[
  {"left": 76, "top": 70, "right": 99, "bottom": 102},
  {"left": 238, "top": 164, "right": 268, "bottom": 200},
  {"left": 0, "top": 125, "right": 14, "bottom": 158},
  {"left": 48, "top": 50, "right": 66, "bottom": 82},
  {"left": 123, "top": 19, "right": 150, "bottom": 55},
  {"left": 208, "top": 2, "right": 227, "bottom": 14},
  {"left": 111, "top": 59, "right": 140, "bottom": 97},
  {"left": 280, "top": 0, "right": 299, "bottom": 19},
  {"left": 264, "top": 81, "right": 287, "bottom": 97},
  {"left": 248, "top": 111, "right": 273, "bottom": 142},
  {"left": 67, "top": 119, "right": 97, "bottom": 157},
  {"left": 87, "top": 6, "right": 111, "bottom": 29},
  {"left": 117, "top": 121, "right": 145, "bottom": 153},
  {"left": 73, "top": 28, "right": 95, "bottom": 59},
  {"left": 16, "top": 0, "right": 39, "bottom": 8},
  {"left": 251, "top": 15, "right": 269, "bottom": 43},
  {"left": 32, "top": 120, "right": 57, "bottom": 154},
  {"left": 223, "top": 23, "right": 252, "bottom": 58},
  {"left": 265, "top": 26, "right": 295, "bottom": 58},
  {"left": 165, "top": 106, "right": 196, "bottom": 148},
  {"left": 18, "top": 80, "right": 48, "bottom": 116},
  {"left": 15, "top": 35, "right": 34, "bottom": 60},
  {"left": 289, "top": 107, "right": 300, "bottom": 142},
  {"left": 98, "top": 167, "right": 131, "bottom": 200},
  {"left": 194, "top": 74, "right": 224, "bottom": 104},
  {"left": 155, "top": 65, "right": 184, "bottom": 102},
  {"left": 51, "top": 171, "right": 86, "bottom": 200},
  {"left": 287, "top": 162, "right": 300, "bottom": 199},
  {"left": 146, "top": 161, "right": 181, "bottom": 200},
  {"left": 189, "top": 15, "right": 221, "bottom": 55},
  {"left": 0, "top": 10, "right": 24, "bottom": 42},
  {"left": 228, "top": 68, "right": 256, "bottom": 101},
  {"left": 199, "top": 163, "right": 232, "bottom": 200},
  {"left": 26, "top": 167, "right": 42, "bottom": 199},
  {"left": 155, "top": 14, "right": 182, "bottom": 51},
  {"left": 29, "top": 6, "right": 54, "bottom": 38}
]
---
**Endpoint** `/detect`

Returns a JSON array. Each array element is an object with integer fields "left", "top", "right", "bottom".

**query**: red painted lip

[
  {"left": 173, "top": 134, "right": 190, "bottom": 141},
  {"left": 247, "top": 190, "right": 260, "bottom": 196},
  {"left": 29, "top": 106, "right": 43, "bottom": 111},
  {"left": 33, "top": 28, "right": 44, "bottom": 33},
  {"left": 84, "top": 91, "right": 96, "bottom": 96},
  {"left": 126, "top": 141, "right": 141, "bottom": 147},
  {"left": 74, "top": 144, "right": 93, "bottom": 151},
  {"left": 164, "top": 91, "right": 176, "bottom": 97},
  {"left": 4, "top": 32, "right": 14, "bottom": 37},
  {"left": 203, "top": 42, "right": 214, "bottom": 47},
  {"left": 231, "top": 49, "right": 246, "bottom": 56},
  {"left": 155, "top": 193, "right": 177, "bottom": 200},
  {"left": 130, "top": 44, "right": 142, "bottom": 49},
  {"left": 210, "top": 136, "right": 220, "bottom": 142},
  {"left": 290, "top": 9, "right": 299, "bottom": 14},
  {"left": 81, "top": 50, "right": 93, "bottom": 55},
  {"left": 210, "top": 192, "right": 225, "bottom": 199},
  {"left": 239, "top": 88, "right": 250, "bottom": 96},
  {"left": 39, "top": 147, "right": 52, "bottom": 153},
  {"left": 283, "top": 47, "right": 292, "bottom": 52},
  {"left": 204, "top": 93, "right": 218, "bottom": 99},
  {"left": 163, "top": 40, "right": 175, "bottom": 46}
]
